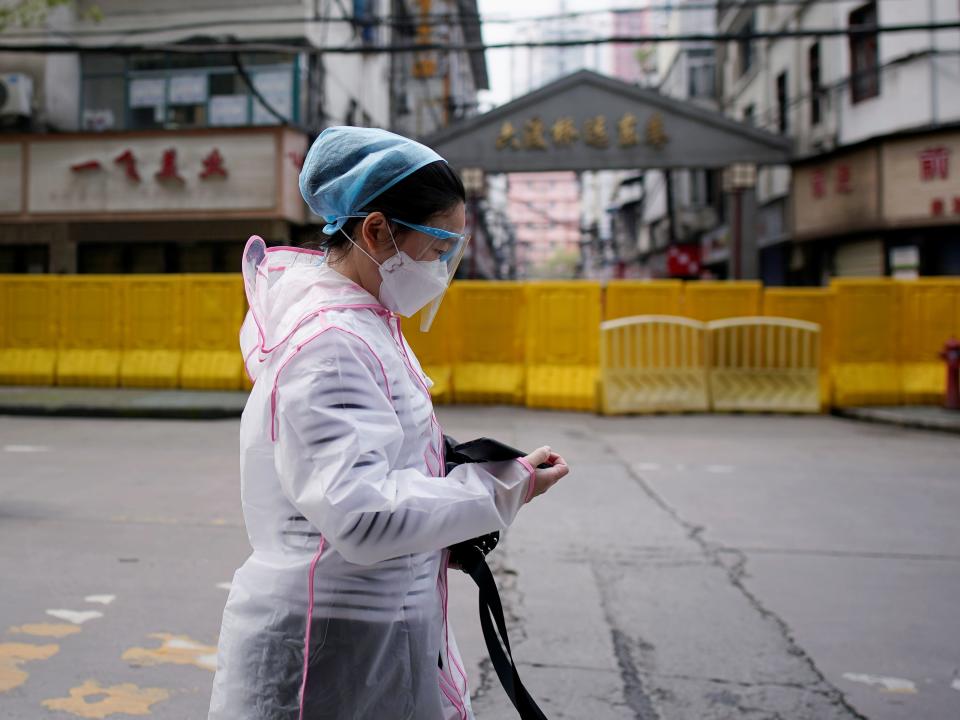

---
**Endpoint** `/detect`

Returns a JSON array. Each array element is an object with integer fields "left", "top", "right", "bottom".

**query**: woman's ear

[{"left": 359, "top": 213, "right": 393, "bottom": 257}]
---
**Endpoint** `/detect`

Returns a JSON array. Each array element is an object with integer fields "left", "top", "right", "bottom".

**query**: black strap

[{"left": 461, "top": 549, "right": 549, "bottom": 720}]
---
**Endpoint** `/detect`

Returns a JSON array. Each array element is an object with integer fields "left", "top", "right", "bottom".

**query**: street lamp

[
  {"left": 460, "top": 167, "right": 485, "bottom": 278},
  {"left": 722, "top": 163, "right": 757, "bottom": 280}
]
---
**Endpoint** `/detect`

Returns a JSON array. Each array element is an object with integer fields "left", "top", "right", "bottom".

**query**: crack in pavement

[
  {"left": 647, "top": 671, "right": 852, "bottom": 699},
  {"left": 591, "top": 564, "right": 661, "bottom": 720},
  {"left": 621, "top": 461, "right": 870, "bottom": 720},
  {"left": 719, "top": 546, "right": 960, "bottom": 563}
]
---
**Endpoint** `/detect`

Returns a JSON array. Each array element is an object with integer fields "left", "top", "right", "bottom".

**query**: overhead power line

[
  {"left": 2, "top": 22, "right": 958, "bottom": 55},
  {"left": 0, "top": 0, "right": 920, "bottom": 38}
]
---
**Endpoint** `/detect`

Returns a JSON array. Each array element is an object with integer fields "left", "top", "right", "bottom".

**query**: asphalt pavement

[{"left": 1, "top": 409, "right": 958, "bottom": 720}]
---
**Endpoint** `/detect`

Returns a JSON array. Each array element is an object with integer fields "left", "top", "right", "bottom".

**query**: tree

[
  {"left": 532, "top": 248, "right": 581, "bottom": 279},
  {"left": 0, "top": 0, "right": 101, "bottom": 32}
]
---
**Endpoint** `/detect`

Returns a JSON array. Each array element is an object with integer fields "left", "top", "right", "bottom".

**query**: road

[{"left": 1, "top": 410, "right": 958, "bottom": 719}]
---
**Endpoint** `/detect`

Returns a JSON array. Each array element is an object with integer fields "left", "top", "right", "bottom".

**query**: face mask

[{"left": 342, "top": 226, "right": 450, "bottom": 317}]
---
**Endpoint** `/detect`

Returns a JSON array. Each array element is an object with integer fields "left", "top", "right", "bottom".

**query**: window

[
  {"left": 81, "top": 52, "right": 297, "bottom": 131},
  {"left": 687, "top": 48, "right": 716, "bottom": 99},
  {"left": 743, "top": 104, "right": 755, "bottom": 126},
  {"left": 849, "top": 2, "right": 880, "bottom": 103},
  {"left": 776, "top": 71, "right": 788, "bottom": 134},
  {"left": 208, "top": 72, "right": 248, "bottom": 127},
  {"left": 737, "top": 14, "right": 755, "bottom": 77},
  {"left": 167, "top": 73, "right": 208, "bottom": 128},
  {"left": 809, "top": 42, "right": 822, "bottom": 125}
]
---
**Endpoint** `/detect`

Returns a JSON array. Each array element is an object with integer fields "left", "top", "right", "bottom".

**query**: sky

[{"left": 476, "top": 0, "right": 634, "bottom": 108}]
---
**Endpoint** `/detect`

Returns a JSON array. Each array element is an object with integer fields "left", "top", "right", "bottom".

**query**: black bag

[{"left": 444, "top": 436, "right": 550, "bottom": 720}]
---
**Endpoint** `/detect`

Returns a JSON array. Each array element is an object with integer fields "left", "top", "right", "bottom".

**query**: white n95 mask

[
  {"left": 377, "top": 251, "right": 449, "bottom": 317},
  {"left": 343, "top": 226, "right": 449, "bottom": 318}
]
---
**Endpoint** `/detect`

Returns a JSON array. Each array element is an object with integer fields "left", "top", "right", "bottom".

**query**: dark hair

[{"left": 306, "top": 160, "right": 465, "bottom": 251}]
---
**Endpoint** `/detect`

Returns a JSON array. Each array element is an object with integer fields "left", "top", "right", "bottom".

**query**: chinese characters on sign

[
  {"left": 617, "top": 113, "right": 639, "bottom": 148},
  {"left": 200, "top": 149, "right": 228, "bottom": 179},
  {"left": 583, "top": 116, "right": 609, "bottom": 148},
  {"left": 551, "top": 117, "right": 578, "bottom": 147},
  {"left": 918, "top": 147, "right": 957, "bottom": 217},
  {"left": 835, "top": 164, "right": 852, "bottom": 194},
  {"left": 811, "top": 165, "right": 852, "bottom": 199},
  {"left": 495, "top": 112, "right": 670, "bottom": 151},
  {"left": 645, "top": 113, "right": 668, "bottom": 149},
  {"left": 811, "top": 169, "right": 826, "bottom": 199},
  {"left": 919, "top": 146, "right": 949, "bottom": 181},
  {"left": 70, "top": 160, "right": 102, "bottom": 173},
  {"left": 69, "top": 147, "right": 229, "bottom": 185},
  {"left": 114, "top": 150, "right": 141, "bottom": 182},
  {"left": 156, "top": 149, "right": 185, "bottom": 184}
]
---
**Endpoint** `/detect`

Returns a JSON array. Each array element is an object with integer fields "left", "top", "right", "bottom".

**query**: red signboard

[{"left": 667, "top": 244, "right": 702, "bottom": 277}]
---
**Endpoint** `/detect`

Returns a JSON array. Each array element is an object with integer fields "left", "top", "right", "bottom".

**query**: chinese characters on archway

[
  {"left": 495, "top": 112, "right": 670, "bottom": 151},
  {"left": 70, "top": 147, "right": 229, "bottom": 184}
]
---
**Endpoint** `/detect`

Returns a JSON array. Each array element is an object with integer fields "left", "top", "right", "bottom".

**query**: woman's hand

[{"left": 522, "top": 446, "right": 569, "bottom": 501}]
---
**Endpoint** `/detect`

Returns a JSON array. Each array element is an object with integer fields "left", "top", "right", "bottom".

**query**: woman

[{"left": 209, "top": 126, "right": 568, "bottom": 720}]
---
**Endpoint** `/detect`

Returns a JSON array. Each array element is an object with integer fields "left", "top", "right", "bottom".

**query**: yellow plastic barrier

[
  {"left": 452, "top": 281, "right": 526, "bottom": 404},
  {"left": 707, "top": 317, "right": 821, "bottom": 413},
  {"left": 604, "top": 280, "right": 684, "bottom": 320},
  {"left": 599, "top": 315, "right": 709, "bottom": 414},
  {"left": 119, "top": 276, "right": 184, "bottom": 389},
  {"left": 831, "top": 279, "right": 900, "bottom": 406},
  {"left": 403, "top": 285, "right": 458, "bottom": 404},
  {"left": 898, "top": 279, "right": 960, "bottom": 403},
  {"left": 763, "top": 287, "right": 835, "bottom": 407},
  {"left": 684, "top": 281, "right": 762, "bottom": 322},
  {"left": 56, "top": 277, "right": 122, "bottom": 387},
  {"left": 525, "top": 281, "right": 601, "bottom": 411},
  {"left": 181, "top": 274, "right": 245, "bottom": 390},
  {"left": 0, "top": 276, "right": 59, "bottom": 385}
]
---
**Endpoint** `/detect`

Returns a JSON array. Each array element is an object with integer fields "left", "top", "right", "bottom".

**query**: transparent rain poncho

[{"left": 208, "top": 235, "right": 535, "bottom": 720}]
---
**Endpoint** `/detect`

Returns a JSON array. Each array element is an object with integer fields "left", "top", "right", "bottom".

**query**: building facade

[
  {"left": 617, "top": 0, "right": 718, "bottom": 279},
  {"left": 0, "top": 0, "right": 486, "bottom": 274},
  {"left": 717, "top": 0, "right": 960, "bottom": 283},
  {"left": 507, "top": 172, "right": 581, "bottom": 278}
]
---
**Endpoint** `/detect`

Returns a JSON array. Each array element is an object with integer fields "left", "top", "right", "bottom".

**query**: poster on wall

[
  {"left": 210, "top": 95, "right": 248, "bottom": 126},
  {"left": 169, "top": 74, "right": 208, "bottom": 105},
  {"left": 129, "top": 78, "right": 165, "bottom": 108},
  {"left": 251, "top": 71, "right": 292, "bottom": 126}
]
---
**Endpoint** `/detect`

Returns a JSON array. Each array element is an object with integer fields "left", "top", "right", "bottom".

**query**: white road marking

[
  {"left": 842, "top": 673, "right": 917, "bottom": 694},
  {"left": 46, "top": 609, "right": 103, "bottom": 625},
  {"left": 951, "top": 678, "right": 960, "bottom": 692},
  {"left": 633, "top": 462, "right": 662, "bottom": 472},
  {"left": 84, "top": 595, "right": 116, "bottom": 605},
  {"left": 216, "top": 582, "right": 232, "bottom": 591},
  {"left": 3, "top": 445, "right": 50, "bottom": 453},
  {"left": 166, "top": 637, "right": 207, "bottom": 651},
  {"left": 196, "top": 653, "right": 218, "bottom": 670},
  {"left": 705, "top": 464, "right": 735, "bottom": 474}
]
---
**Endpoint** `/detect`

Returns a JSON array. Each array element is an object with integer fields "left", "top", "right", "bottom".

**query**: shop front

[
  {"left": 791, "top": 128, "right": 960, "bottom": 278},
  {"left": 0, "top": 126, "right": 308, "bottom": 273}
]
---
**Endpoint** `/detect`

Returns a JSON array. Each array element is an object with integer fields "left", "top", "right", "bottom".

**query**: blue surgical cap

[{"left": 298, "top": 126, "right": 445, "bottom": 235}]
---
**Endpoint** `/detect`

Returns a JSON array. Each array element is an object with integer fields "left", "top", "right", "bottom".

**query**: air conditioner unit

[{"left": 0, "top": 73, "right": 34, "bottom": 117}]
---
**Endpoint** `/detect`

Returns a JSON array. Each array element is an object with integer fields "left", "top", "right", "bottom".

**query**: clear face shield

[{"left": 390, "top": 219, "right": 470, "bottom": 332}]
